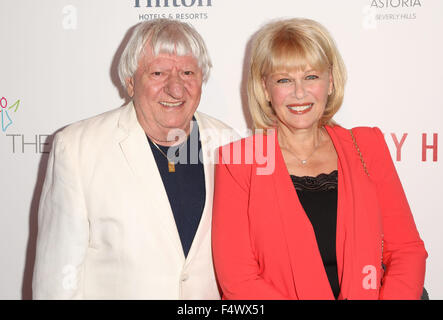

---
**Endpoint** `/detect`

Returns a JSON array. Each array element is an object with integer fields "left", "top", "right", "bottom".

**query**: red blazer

[{"left": 212, "top": 125, "right": 427, "bottom": 300}]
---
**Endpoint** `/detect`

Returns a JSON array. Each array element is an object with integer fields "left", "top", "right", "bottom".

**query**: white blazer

[{"left": 32, "top": 102, "right": 239, "bottom": 299}]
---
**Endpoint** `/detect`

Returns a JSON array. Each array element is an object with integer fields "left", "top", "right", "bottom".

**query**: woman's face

[{"left": 262, "top": 64, "right": 333, "bottom": 131}]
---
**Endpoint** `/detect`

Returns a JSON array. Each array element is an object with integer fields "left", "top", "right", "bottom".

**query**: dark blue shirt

[{"left": 147, "top": 120, "right": 205, "bottom": 258}]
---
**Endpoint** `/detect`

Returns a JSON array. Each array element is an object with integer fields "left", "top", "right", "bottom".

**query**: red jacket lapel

[{"left": 272, "top": 131, "right": 335, "bottom": 299}]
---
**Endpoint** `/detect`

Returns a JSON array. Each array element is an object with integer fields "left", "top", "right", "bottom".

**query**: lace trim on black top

[{"left": 290, "top": 170, "right": 338, "bottom": 192}]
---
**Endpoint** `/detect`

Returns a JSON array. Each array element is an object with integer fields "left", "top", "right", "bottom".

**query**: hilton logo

[{"left": 134, "top": 0, "right": 212, "bottom": 7}]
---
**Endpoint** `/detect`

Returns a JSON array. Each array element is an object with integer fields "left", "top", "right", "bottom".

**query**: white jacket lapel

[
  {"left": 117, "top": 102, "right": 185, "bottom": 260},
  {"left": 184, "top": 112, "right": 215, "bottom": 264}
]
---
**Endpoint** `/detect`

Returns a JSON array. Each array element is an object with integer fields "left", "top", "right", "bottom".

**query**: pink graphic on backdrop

[{"left": 0, "top": 97, "right": 20, "bottom": 132}]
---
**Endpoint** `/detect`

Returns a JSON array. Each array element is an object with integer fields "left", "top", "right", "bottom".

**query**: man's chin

[{"left": 160, "top": 119, "right": 194, "bottom": 140}]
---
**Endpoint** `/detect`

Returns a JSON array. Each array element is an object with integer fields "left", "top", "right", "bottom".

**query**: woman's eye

[
  {"left": 306, "top": 75, "right": 319, "bottom": 80},
  {"left": 276, "top": 78, "right": 291, "bottom": 84}
]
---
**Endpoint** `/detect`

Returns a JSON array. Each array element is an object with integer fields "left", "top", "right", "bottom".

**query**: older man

[{"left": 32, "top": 19, "right": 238, "bottom": 299}]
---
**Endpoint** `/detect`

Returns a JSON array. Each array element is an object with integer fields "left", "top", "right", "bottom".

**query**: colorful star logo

[{"left": 0, "top": 97, "right": 20, "bottom": 132}]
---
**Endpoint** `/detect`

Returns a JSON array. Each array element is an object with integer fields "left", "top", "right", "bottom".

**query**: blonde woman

[{"left": 212, "top": 18, "right": 427, "bottom": 300}]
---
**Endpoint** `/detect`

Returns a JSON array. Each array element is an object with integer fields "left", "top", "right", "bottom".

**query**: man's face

[{"left": 126, "top": 45, "right": 203, "bottom": 142}]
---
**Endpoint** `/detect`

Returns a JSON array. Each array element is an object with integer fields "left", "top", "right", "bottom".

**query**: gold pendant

[{"left": 168, "top": 161, "right": 175, "bottom": 172}]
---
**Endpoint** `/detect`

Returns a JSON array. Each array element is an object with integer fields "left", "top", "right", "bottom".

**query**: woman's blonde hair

[{"left": 247, "top": 18, "right": 347, "bottom": 130}]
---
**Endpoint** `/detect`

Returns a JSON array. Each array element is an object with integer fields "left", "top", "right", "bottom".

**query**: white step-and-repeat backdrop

[{"left": 0, "top": 0, "right": 441, "bottom": 299}]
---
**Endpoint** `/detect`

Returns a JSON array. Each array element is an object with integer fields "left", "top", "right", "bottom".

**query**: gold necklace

[
  {"left": 291, "top": 128, "right": 323, "bottom": 165},
  {"left": 151, "top": 141, "right": 181, "bottom": 173},
  {"left": 293, "top": 145, "right": 319, "bottom": 165}
]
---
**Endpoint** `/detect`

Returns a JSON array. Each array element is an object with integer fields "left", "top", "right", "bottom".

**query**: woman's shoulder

[
  {"left": 219, "top": 130, "right": 276, "bottom": 150},
  {"left": 328, "top": 125, "right": 385, "bottom": 146},
  {"left": 217, "top": 131, "right": 277, "bottom": 175},
  {"left": 330, "top": 125, "right": 393, "bottom": 179}
]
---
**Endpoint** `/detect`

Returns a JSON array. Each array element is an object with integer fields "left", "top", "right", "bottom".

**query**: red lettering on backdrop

[
  {"left": 422, "top": 133, "right": 438, "bottom": 162},
  {"left": 391, "top": 133, "right": 408, "bottom": 161}
]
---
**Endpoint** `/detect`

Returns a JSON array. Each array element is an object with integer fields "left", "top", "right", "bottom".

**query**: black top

[
  {"left": 290, "top": 170, "right": 340, "bottom": 299},
  {"left": 147, "top": 120, "right": 205, "bottom": 258}
]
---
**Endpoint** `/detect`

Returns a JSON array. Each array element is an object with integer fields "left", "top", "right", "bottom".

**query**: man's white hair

[{"left": 118, "top": 19, "right": 212, "bottom": 89}]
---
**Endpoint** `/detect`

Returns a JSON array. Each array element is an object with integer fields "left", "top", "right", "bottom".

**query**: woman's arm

[
  {"left": 369, "top": 127, "right": 427, "bottom": 300},
  {"left": 212, "top": 145, "right": 289, "bottom": 300}
]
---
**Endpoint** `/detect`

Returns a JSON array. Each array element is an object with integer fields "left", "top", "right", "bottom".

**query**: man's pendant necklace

[
  {"left": 151, "top": 141, "right": 180, "bottom": 172},
  {"left": 168, "top": 162, "right": 175, "bottom": 173}
]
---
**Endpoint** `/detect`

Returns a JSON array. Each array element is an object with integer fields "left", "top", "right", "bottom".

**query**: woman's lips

[{"left": 287, "top": 103, "right": 313, "bottom": 115}]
